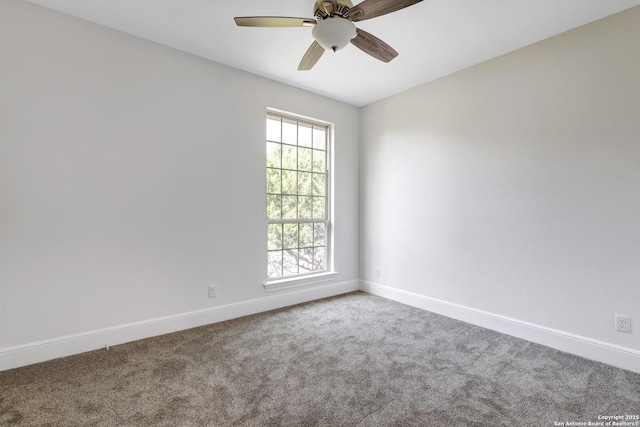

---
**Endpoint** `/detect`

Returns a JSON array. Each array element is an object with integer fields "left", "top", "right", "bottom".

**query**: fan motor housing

[{"left": 314, "top": 0, "right": 354, "bottom": 20}]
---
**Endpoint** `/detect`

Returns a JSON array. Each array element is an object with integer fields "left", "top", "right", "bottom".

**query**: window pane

[
  {"left": 298, "top": 172, "right": 312, "bottom": 196},
  {"left": 267, "top": 195, "right": 281, "bottom": 220},
  {"left": 312, "top": 150, "right": 325, "bottom": 173},
  {"left": 267, "top": 117, "right": 281, "bottom": 143},
  {"left": 282, "top": 196, "right": 297, "bottom": 219},
  {"left": 312, "top": 173, "right": 325, "bottom": 196},
  {"left": 268, "top": 224, "right": 283, "bottom": 250},
  {"left": 313, "top": 197, "right": 325, "bottom": 219},
  {"left": 313, "top": 247, "right": 326, "bottom": 271},
  {"left": 282, "top": 144, "right": 297, "bottom": 170},
  {"left": 298, "top": 147, "right": 312, "bottom": 171},
  {"left": 282, "top": 170, "right": 297, "bottom": 195},
  {"left": 299, "top": 247, "right": 314, "bottom": 273},
  {"left": 283, "top": 250, "right": 298, "bottom": 276},
  {"left": 266, "top": 168, "right": 281, "bottom": 194},
  {"left": 299, "top": 223, "right": 313, "bottom": 248},
  {"left": 268, "top": 251, "right": 282, "bottom": 278},
  {"left": 313, "top": 127, "right": 326, "bottom": 150},
  {"left": 298, "top": 196, "right": 313, "bottom": 220},
  {"left": 298, "top": 123, "right": 312, "bottom": 148},
  {"left": 282, "top": 120, "right": 297, "bottom": 145},
  {"left": 267, "top": 142, "right": 281, "bottom": 169},
  {"left": 314, "top": 223, "right": 326, "bottom": 247},
  {"left": 283, "top": 223, "right": 298, "bottom": 249}
]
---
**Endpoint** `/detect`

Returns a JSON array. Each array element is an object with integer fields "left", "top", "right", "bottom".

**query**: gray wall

[
  {"left": 0, "top": 0, "right": 359, "bottom": 350},
  {"left": 360, "top": 6, "right": 640, "bottom": 351}
]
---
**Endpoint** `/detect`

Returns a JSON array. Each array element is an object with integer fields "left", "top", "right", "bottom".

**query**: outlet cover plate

[
  {"left": 615, "top": 315, "right": 631, "bottom": 333},
  {"left": 208, "top": 285, "right": 217, "bottom": 298}
]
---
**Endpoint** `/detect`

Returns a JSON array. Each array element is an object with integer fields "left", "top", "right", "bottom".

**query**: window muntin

[{"left": 266, "top": 113, "right": 330, "bottom": 279}]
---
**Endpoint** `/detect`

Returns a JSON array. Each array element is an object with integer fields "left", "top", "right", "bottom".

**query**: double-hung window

[{"left": 266, "top": 111, "right": 331, "bottom": 280}]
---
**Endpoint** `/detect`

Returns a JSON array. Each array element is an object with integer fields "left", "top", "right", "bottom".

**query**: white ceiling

[{"left": 26, "top": 0, "right": 640, "bottom": 106}]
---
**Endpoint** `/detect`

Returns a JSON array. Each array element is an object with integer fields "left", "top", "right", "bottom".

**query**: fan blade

[
  {"left": 350, "top": 28, "right": 398, "bottom": 62},
  {"left": 234, "top": 17, "right": 316, "bottom": 27},
  {"left": 298, "top": 41, "right": 325, "bottom": 70},
  {"left": 347, "top": 0, "right": 423, "bottom": 22}
]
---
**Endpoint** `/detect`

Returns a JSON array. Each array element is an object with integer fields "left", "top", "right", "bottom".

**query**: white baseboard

[
  {"left": 5, "top": 279, "right": 637, "bottom": 374},
  {"left": 0, "top": 280, "right": 359, "bottom": 372},
  {"left": 360, "top": 280, "right": 640, "bottom": 374}
]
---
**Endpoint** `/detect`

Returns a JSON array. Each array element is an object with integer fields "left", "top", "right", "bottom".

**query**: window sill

[{"left": 264, "top": 271, "right": 338, "bottom": 293}]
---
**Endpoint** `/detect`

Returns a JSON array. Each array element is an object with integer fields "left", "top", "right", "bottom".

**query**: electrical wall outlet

[
  {"left": 375, "top": 267, "right": 380, "bottom": 278},
  {"left": 615, "top": 315, "right": 631, "bottom": 333},
  {"left": 208, "top": 285, "right": 217, "bottom": 298}
]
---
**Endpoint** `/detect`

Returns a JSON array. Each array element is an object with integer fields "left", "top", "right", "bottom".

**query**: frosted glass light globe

[{"left": 312, "top": 17, "right": 357, "bottom": 52}]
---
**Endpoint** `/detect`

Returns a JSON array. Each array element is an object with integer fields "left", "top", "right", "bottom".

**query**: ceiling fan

[{"left": 234, "top": 0, "right": 423, "bottom": 70}]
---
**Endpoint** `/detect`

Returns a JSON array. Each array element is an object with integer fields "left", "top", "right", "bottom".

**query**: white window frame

[{"left": 264, "top": 109, "right": 335, "bottom": 292}]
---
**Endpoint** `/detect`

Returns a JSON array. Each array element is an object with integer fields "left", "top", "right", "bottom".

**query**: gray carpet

[{"left": 1, "top": 292, "right": 639, "bottom": 426}]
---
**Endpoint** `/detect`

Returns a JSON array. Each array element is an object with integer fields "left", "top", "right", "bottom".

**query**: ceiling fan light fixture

[
  {"left": 234, "top": 0, "right": 423, "bottom": 69},
  {"left": 312, "top": 17, "right": 356, "bottom": 52}
]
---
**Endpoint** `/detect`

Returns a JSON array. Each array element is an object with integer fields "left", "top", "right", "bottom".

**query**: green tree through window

[{"left": 266, "top": 112, "right": 330, "bottom": 279}]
